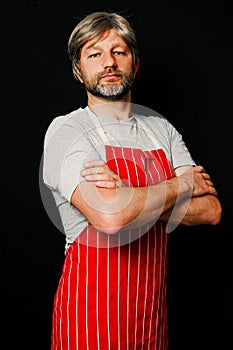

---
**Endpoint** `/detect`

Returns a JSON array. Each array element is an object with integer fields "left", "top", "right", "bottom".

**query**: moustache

[{"left": 98, "top": 69, "right": 124, "bottom": 79}]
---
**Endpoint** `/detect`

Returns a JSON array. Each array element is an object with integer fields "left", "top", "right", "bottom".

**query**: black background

[{"left": 3, "top": 1, "right": 233, "bottom": 349}]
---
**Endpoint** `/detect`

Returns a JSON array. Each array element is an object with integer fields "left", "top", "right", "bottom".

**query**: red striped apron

[{"left": 51, "top": 124, "right": 175, "bottom": 350}]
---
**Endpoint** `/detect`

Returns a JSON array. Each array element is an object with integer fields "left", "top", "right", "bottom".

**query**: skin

[
  {"left": 71, "top": 29, "right": 222, "bottom": 234},
  {"left": 80, "top": 161, "right": 221, "bottom": 230}
]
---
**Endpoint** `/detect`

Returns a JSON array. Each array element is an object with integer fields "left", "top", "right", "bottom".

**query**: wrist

[
  {"left": 176, "top": 174, "right": 194, "bottom": 202},
  {"left": 169, "top": 175, "right": 192, "bottom": 201}
]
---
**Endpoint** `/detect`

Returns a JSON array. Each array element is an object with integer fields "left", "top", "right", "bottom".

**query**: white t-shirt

[{"left": 43, "top": 106, "right": 195, "bottom": 249}]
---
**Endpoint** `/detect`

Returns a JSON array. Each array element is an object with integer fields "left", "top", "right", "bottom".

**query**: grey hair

[{"left": 67, "top": 11, "right": 139, "bottom": 72}]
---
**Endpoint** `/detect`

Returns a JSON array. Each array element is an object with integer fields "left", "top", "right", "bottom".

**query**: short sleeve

[
  {"left": 43, "top": 117, "right": 102, "bottom": 202},
  {"left": 167, "top": 120, "right": 196, "bottom": 169}
]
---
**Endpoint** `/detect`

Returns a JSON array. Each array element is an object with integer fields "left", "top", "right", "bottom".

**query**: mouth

[{"left": 101, "top": 73, "right": 121, "bottom": 81}]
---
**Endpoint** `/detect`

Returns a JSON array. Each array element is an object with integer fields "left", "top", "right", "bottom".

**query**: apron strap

[
  {"left": 86, "top": 107, "right": 109, "bottom": 143},
  {"left": 136, "top": 117, "right": 162, "bottom": 149}
]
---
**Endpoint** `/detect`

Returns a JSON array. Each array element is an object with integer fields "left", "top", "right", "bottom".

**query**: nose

[{"left": 101, "top": 52, "right": 117, "bottom": 69}]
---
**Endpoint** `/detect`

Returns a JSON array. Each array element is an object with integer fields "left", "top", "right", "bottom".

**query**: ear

[
  {"left": 133, "top": 60, "right": 140, "bottom": 77},
  {"left": 73, "top": 64, "right": 84, "bottom": 83}
]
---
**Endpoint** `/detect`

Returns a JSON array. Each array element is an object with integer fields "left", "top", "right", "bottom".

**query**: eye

[
  {"left": 89, "top": 53, "right": 100, "bottom": 58},
  {"left": 114, "top": 51, "right": 126, "bottom": 56}
]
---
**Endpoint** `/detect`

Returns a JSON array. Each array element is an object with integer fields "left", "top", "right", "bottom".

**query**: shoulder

[
  {"left": 135, "top": 111, "right": 175, "bottom": 134},
  {"left": 44, "top": 107, "right": 89, "bottom": 147}
]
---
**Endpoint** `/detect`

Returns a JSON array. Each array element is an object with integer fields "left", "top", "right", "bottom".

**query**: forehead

[{"left": 82, "top": 28, "right": 128, "bottom": 51}]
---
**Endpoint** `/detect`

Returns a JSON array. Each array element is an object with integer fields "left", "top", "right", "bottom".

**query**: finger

[
  {"left": 83, "top": 159, "right": 105, "bottom": 168},
  {"left": 195, "top": 165, "right": 205, "bottom": 173},
  {"left": 193, "top": 185, "right": 217, "bottom": 197},
  {"left": 206, "top": 180, "right": 214, "bottom": 187},
  {"left": 202, "top": 173, "right": 211, "bottom": 180},
  {"left": 96, "top": 181, "right": 116, "bottom": 188},
  {"left": 81, "top": 167, "right": 104, "bottom": 176},
  {"left": 207, "top": 187, "right": 217, "bottom": 196},
  {"left": 83, "top": 174, "right": 110, "bottom": 181}
]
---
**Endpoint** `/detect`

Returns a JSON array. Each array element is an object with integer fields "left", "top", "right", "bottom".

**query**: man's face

[{"left": 75, "top": 29, "right": 138, "bottom": 100}]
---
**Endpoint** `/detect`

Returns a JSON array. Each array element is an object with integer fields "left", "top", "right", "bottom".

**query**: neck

[{"left": 87, "top": 92, "right": 132, "bottom": 120}]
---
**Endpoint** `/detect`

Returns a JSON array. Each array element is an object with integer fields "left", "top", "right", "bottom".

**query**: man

[{"left": 43, "top": 11, "right": 222, "bottom": 350}]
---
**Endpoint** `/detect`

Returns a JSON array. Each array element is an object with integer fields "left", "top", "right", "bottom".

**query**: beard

[{"left": 80, "top": 69, "right": 135, "bottom": 100}]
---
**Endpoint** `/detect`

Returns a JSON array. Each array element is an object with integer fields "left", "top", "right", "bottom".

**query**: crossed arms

[{"left": 71, "top": 160, "right": 222, "bottom": 234}]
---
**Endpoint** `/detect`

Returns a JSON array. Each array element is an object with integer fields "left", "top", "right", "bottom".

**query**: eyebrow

[{"left": 84, "top": 41, "right": 128, "bottom": 53}]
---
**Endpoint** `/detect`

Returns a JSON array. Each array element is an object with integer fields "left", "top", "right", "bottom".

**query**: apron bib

[{"left": 51, "top": 113, "right": 175, "bottom": 350}]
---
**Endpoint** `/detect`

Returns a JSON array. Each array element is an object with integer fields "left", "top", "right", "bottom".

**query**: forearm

[
  {"left": 76, "top": 162, "right": 219, "bottom": 234},
  {"left": 72, "top": 176, "right": 189, "bottom": 234},
  {"left": 159, "top": 194, "right": 222, "bottom": 227}
]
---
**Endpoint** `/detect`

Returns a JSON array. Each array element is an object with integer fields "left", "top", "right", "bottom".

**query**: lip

[{"left": 102, "top": 73, "right": 119, "bottom": 80}]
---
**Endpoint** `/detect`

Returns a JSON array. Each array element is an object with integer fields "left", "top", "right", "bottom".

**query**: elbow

[
  {"left": 209, "top": 202, "right": 222, "bottom": 225},
  {"left": 91, "top": 212, "right": 126, "bottom": 235}
]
